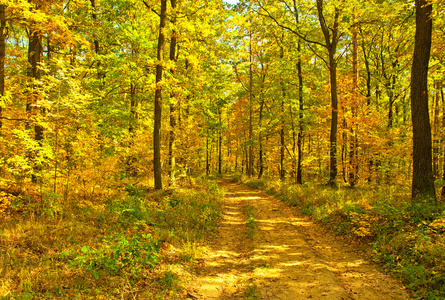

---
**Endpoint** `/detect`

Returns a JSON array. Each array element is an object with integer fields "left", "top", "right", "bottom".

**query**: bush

[
  {"left": 1, "top": 178, "right": 224, "bottom": 299},
  {"left": 61, "top": 234, "right": 159, "bottom": 279}
]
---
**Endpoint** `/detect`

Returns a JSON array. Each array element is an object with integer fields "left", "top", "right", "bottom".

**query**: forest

[{"left": 0, "top": 0, "right": 445, "bottom": 299}]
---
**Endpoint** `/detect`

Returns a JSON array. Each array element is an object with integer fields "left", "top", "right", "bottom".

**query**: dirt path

[{"left": 185, "top": 180, "right": 410, "bottom": 299}]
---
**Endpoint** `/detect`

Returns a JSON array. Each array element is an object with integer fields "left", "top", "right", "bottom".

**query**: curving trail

[{"left": 185, "top": 179, "right": 410, "bottom": 299}]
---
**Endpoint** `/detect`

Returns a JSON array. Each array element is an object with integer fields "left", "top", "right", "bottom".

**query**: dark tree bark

[
  {"left": 258, "top": 97, "right": 264, "bottom": 179},
  {"left": 153, "top": 0, "right": 167, "bottom": 190},
  {"left": 218, "top": 109, "right": 222, "bottom": 174},
  {"left": 349, "top": 20, "right": 358, "bottom": 187},
  {"left": 280, "top": 96, "right": 285, "bottom": 181},
  {"left": 26, "top": 23, "right": 41, "bottom": 121},
  {"left": 278, "top": 43, "right": 286, "bottom": 181},
  {"left": 248, "top": 27, "right": 254, "bottom": 178},
  {"left": 316, "top": 0, "right": 340, "bottom": 186},
  {"left": 359, "top": 27, "right": 374, "bottom": 183},
  {"left": 0, "top": 4, "right": 5, "bottom": 132},
  {"left": 90, "top": 0, "right": 99, "bottom": 54},
  {"left": 90, "top": 0, "right": 104, "bottom": 87},
  {"left": 441, "top": 85, "right": 445, "bottom": 201},
  {"left": 206, "top": 135, "right": 210, "bottom": 176},
  {"left": 129, "top": 83, "right": 138, "bottom": 133},
  {"left": 127, "top": 82, "right": 138, "bottom": 175},
  {"left": 360, "top": 28, "right": 372, "bottom": 106},
  {"left": 292, "top": 1, "right": 304, "bottom": 185},
  {"left": 432, "top": 81, "right": 440, "bottom": 178},
  {"left": 411, "top": 0, "right": 435, "bottom": 202},
  {"left": 257, "top": 61, "right": 267, "bottom": 179},
  {"left": 26, "top": 20, "right": 43, "bottom": 183},
  {"left": 296, "top": 57, "right": 304, "bottom": 185},
  {"left": 168, "top": 0, "right": 178, "bottom": 186}
]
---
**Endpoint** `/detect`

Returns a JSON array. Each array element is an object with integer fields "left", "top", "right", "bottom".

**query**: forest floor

[{"left": 183, "top": 179, "right": 411, "bottom": 300}]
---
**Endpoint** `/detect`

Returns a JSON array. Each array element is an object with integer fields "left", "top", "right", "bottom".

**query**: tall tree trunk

[
  {"left": 341, "top": 111, "right": 347, "bottom": 182},
  {"left": 433, "top": 81, "right": 440, "bottom": 178},
  {"left": 0, "top": 4, "right": 5, "bottom": 132},
  {"left": 411, "top": 0, "right": 435, "bottom": 202},
  {"left": 258, "top": 97, "right": 264, "bottom": 178},
  {"left": 168, "top": 0, "right": 178, "bottom": 186},
  {"left": 317, "top": 0, "right": 339, "bottom": 186},
  {"left": 388, "top": 89, "right": 394, "bottom": 128},
  {"left": 129, "top": 83, "right": 138, "bottom": 133},
  {"left": 153, "top": 0, "right": 167, "bottom": 190},
  {"left": 90, "top": 0, "right": 99, "bottom": 54},
  {"left": 279, "top": 44, "right": 286, "bottom": 181},
  {"left": 359, "top": 27, "right": 373, "bottom": 183},
  {"left": 206, "top": 135, "right": 210, "bottom": 175},
  {"left": 126, "top": 82, "right": 138, "bottom": 175},
  {"left": 90, "top": 0, "right": 103, "bottom": 87},
  {"left": 280, "top": 97, "right": 285, "bottom": 181},
  {"left": 327, "top": 34, "right": 339, "bottom": 186},
  {"left": 27, "top": 22, "right": 43, "bottom": 183},
  {"left": 293, "top": 2, "right": 304, "bottom": 184},
  {"left": 360, "top": 28, "right": 372, "bottom": 106},
  {"left": 235, "top": 139, "right": 239, "bottom": 172},
  {"left": 441, "top": 85, "right": 445, "bottom": 201},
  {"left": 296, "top": 59, "right": 304, "bottom": 184},
  {"left": 349, "top": 20, "right": 358, "bottom": 187},
  {"left": 248, "top": 27, "right": 254, "bottom": 178},
  {"left": 218, "top": 109, "right": 222, "bottom": 174}
]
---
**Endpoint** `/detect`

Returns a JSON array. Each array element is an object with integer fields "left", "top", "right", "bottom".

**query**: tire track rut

[{"left": 185, "top": 180, "right": 410, "bottom": 300}]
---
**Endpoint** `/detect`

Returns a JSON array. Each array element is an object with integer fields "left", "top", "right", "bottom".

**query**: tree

[
  {"left": 153, "top": 0, "right": 167, "bottom": 190},
  {"left": 294, "top": 1, "right": 304, "bottom": 185},
  {"left": 316, "top": 0, "right": 341, "bottom": 186},
  {"left": 26, "top": 2, "right": 44, "bottom": 183},
  {"left": 257, "top": 0, "right": 343, "bottom": 184},
  {"left": 248, "top": 5, "right": 254, "bottom": 178},
  {"left": 0, "top": 4, "right": 5, "bottom": 132},
  {"left": 349, "top": 13, "right": 358, "bottom": 187},
  {"left": 410, "top": 0, "right": 435, "bottom": 202},
  {"left": 168, "top": 0, "right": 178, "bottom": 186}
]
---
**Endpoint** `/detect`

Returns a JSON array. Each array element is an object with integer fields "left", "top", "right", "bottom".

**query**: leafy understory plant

[
  {"left": 245, "top": 283, "right": 258, "bottom": 300},
  {"left": 243, "top": 204, "right": 257, "bottom": 239},
  {"left": 61, "top": 234, "right": 160, "bottom": 279},
  {"left": 242, "top": 177, "right": 445, "bottom": 299}
]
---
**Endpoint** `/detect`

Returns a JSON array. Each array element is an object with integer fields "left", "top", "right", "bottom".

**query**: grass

[
  {"left": 244, "top": 283, "right": 258, "bottom": 300},
  {"left": 236, "top": 175, "right": 445, "bottom": 300},
  {"left": 0, "top": 177, "right": 223, "bottom": 299},
  {"left": 243, "top": 204, "right": 257, "bottom": 239}
]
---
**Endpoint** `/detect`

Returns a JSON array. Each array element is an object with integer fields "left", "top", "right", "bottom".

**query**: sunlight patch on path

[{"left": 184, "top": 180, "right": 411, "bottom": 300}]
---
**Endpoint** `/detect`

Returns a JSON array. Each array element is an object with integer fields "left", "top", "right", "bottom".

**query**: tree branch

[
  {"left": 307, "top": 43, "right": 329, "bottom": 68},
  {"left": 0, "top": 117, "right": 27, "bottom": 121},
  {"left": 255, "top": 0, "right": 326, "bottom": 48},
  {"left": 233, "top": 64, "right": 249, "bottom": 92},
  {"left": 142, "top": 0, "right": 160, "bottom": 17}
]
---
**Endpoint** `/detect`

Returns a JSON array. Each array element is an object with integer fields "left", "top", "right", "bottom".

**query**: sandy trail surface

[{"left": 185, "top": 180, "right": 410, "bottom": 299}]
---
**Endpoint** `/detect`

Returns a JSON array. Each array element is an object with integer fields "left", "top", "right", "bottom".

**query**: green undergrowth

[
  {"left": 0, "top": 178, "right": 223, "bottom": 299},
  {"left": 243, "top": 204, "right": 257, "bottom": 238},
  {"left": 232, "top": 174, "right": 445, "bottom": 300},
  {"left": 244, "top": 283, "right": 258, "bottom": 300}
]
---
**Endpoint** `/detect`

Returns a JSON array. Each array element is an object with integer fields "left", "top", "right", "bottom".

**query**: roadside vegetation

[
  {"left": 233, "top": 175, "right": 445, "bottom": 300},
  {"left": 0, "top": 178, "right": 223, "bottom": 299},
  {"left": 242, "top": 204, "right": 257, "bottom": 239}
]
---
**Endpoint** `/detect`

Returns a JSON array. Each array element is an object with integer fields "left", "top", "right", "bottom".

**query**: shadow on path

[{"left": 185, "top": 180, "right": 410, "bottom": 300}]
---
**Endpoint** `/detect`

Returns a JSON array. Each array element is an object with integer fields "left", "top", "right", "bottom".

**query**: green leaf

[{"left": 92, "top": 270, "right": 100, "bottom": 279}]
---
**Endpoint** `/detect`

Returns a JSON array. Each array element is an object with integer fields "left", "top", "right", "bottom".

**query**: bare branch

[
  {"left": 255, "top": 0, "right": 326, "bottom": 48},
  {"left": 307, "top": 43, "right": 329, "bottom": 68},
  {"left": 142, "top": 0, "right": 160, "bottom": 17},
  {"left": 233, "top": 64, "right": 249, "bottom": 92},
  {"left": 0, "top": 117, "right": 27, "bottom": 121}
]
